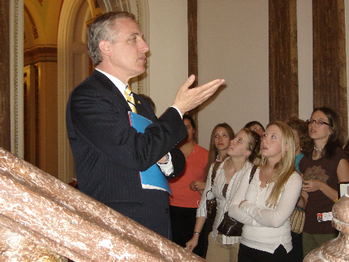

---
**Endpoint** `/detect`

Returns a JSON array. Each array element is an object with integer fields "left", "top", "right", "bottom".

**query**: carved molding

[
  {"left": 97, "top": 0, "right": 129, "bottom": 13},
  {"left": 24, "top": 45, "right": 57, "bottom": 65},
  {"left": 24, "top": 4, "right": 39, "bottom": 39}
]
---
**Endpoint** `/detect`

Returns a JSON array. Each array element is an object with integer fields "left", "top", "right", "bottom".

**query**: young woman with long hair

[
  {"left": 186, "top": 128, "right": 260, "bottom": 262},
  {"left": 230, "top": 121, "right": 303, "bottom": 262},
  {"left": 169, "top": 114, "right": 209, "bottom": 257},
  {"left": 299, "top": 107, "right": 349, "bottom": 257},
  {"left": 190, "top": 123, "right": 235, "bottom": 194}
]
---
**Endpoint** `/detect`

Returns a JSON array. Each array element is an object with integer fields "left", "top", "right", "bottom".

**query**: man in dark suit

[{"left": 66, "top": 11, "right": 224, "bottom": 239}]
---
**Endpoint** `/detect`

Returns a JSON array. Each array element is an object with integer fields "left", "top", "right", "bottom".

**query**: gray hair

[{"left": 86, "top": 12, "right": 136, "bottom": 66}]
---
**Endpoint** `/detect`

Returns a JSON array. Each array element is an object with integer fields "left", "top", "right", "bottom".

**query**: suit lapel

[
  {"left": 92, "top": 70, "right": 131, "bottom": 111},
  {"left": 91, "top": 70, "right": 151, "bottom": 119}
]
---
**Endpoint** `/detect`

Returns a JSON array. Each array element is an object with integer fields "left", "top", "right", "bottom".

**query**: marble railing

[{"left": 0, "top": 147, "right": 205, "bottom": 261}]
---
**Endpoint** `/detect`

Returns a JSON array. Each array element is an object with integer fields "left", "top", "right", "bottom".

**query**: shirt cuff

[
  {"left": 157, "top": 153, "right": 174, "bottom": 176},
  {"left": 171, "top": 106, "right": 183, "bottom": 119}
]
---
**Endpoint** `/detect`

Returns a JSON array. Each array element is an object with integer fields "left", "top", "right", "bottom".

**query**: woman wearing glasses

[{"left": 299, "top": 107, "right": 349, "bottom": 257}]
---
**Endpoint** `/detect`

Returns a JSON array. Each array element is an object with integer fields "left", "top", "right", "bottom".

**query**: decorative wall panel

[
  {"left": 269, "top": 0, "right": 299, "bottom": 122},
  {"left": 313, "top": 0, "right": 348, "bottom": 137},
  {"left": 0, "top": 0, "right": 11, "bottom": 151}
]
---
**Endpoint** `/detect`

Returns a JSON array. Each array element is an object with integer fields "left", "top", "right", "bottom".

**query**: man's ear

[{"left": 99, "top": 40, "right": 112, "bottom": 56}]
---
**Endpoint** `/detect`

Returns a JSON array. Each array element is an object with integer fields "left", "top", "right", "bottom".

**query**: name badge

[{"left": 317, "top": 212, "right": 333, "bottom": 222}]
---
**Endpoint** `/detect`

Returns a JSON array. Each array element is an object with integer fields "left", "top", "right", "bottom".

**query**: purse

[
  {"left": 290, "top": 207, "right": 305, "bottom": 234},
  {"left": 206, "top": 164, "right": 219, "bottom": 221},
  {"left": 206, "top": 192, "right": 217, "bottom": 221},
  {"left": 216, "top": 165, "right": 258, "bottom": 236},
  {"left": 217, "top": 212, "right": 243, "bottom": 236}
]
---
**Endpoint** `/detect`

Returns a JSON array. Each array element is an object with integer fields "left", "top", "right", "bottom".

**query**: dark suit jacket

[{"left": 66, "top": 70, "right": 187, "bottom": 238}]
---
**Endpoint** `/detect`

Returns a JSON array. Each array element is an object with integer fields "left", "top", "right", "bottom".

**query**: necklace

[
  {"left": 314, "top": 145, "right": 324, "bottom": 152},
  {"left": 261, "top": 169, "right": 271, "bottom": 185}
]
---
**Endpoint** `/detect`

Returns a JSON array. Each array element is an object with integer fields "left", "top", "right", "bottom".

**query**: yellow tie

[{"left": 124, "top": 84, "right": 137, "bottom": 113}]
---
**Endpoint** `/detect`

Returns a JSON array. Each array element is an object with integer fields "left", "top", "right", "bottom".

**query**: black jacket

[{"left": 66, "top": 70, "right": 187, "bottom": 238}]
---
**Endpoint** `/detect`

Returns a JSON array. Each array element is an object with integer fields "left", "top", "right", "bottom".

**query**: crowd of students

[{"left": 169, "top": 107, "right": 349, "bottom": 262}]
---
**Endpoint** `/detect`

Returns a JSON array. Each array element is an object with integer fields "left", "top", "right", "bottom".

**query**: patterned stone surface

[
  {"left": 0, "top": 147, "right": 205, "bottom": 261},
  {"left": 303, "top": 189, "right": 349, "bottom": 262},
  {"left": 0, "top": 225, "right": 68, "bottom": 261}
]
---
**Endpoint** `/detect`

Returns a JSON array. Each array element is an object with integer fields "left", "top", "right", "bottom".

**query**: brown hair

[
  {"left": 242, "top": 128, "right": 261, "bottom": 163},
  {"left": 205, "top": 123, "right": 235, "bottom": 176},
  {"left": 308, "top": 107, "right": 344, "bottom": 159},
  {"left": 285, "top": 117, "right": 312, "bottom": 154}
]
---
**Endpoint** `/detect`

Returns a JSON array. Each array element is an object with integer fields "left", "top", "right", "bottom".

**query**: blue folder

[{"left": 129, "top": 112, "right": 172, "bottom": 194}]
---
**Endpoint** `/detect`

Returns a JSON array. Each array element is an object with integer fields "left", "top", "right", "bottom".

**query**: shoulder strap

[
  {"left": 210, "top": 161, "right": 220, "bottom": 186},
  {"left": 248, "top": 165, "right": 258, "bottom": 184}
]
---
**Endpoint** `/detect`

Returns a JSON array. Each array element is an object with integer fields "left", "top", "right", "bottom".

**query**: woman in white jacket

[
  {"left": 186, "top": 128, "right": 260, "bottom": 262},
  {"left": 229, "top": 121, "right": 302, "bottom": 262}
]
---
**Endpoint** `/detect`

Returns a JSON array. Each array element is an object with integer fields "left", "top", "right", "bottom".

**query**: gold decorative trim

[
  {"left": 24, "top": 5, "right": 39, "bottom": 39},
  {"left": 24, "top": 45, "right": 57, "bottom": 65}
]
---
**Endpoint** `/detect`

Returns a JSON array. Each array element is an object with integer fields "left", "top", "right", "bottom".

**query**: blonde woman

[
  {"left": 186, "top": 128, "right": 260, "bottom": 262},
  {"left": 229, "top": 121, "right": 302, "bottom": 262}
]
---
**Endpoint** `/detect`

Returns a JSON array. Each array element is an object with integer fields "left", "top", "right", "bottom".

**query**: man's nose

[{"left": 140, "top": 39, "right": 149, "bottom": 53}]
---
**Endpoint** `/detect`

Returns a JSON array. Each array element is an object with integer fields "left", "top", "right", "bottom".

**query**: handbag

[
  {"left": 217, "top": 212, "right": 243, "bottom": 236},
  {"left": 206, "top": 162, "right": 221, "bottom": 221},
  {"left": 290, "top": 207, "right": 305, "bottom": 234},
  {"left": 206, "top": 192, "right": 217, "bottom": 221},
  {"left": 216, "top": 165, "right": 258, "bottom": 236}
]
